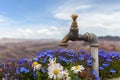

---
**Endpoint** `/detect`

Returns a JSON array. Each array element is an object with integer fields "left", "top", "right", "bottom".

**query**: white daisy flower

[
  {"left": 71, "top": 65, "right": 85, "bottom": 74},
  {"left": 34, "top": 64, "right": 42, "bottom": 71},
  {"left": 48, "top": 57, "right": 56, "bottom": 66},
  {"left": 62, "top": 69, "right": 71, "bottom": 80},
  {"left": 32, "top": 61, "right": 42, "bottom": 71},
  {"left": 48, "top": 63, "right": 64, "bottom": 79}
]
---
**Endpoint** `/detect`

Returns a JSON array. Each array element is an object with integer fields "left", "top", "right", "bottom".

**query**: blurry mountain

[
  {"left": 98, "top": 36, "right": 120, "bottom": 53},
  {"left": 0, "top": 38, "right": 27, "bottom": 44},
  {"left": 99, "top": 35, "right": 120, "bottom": 41},
  {"left": 0, "top": 38, "right": 60, "bottom": 62},
  {"left": 0, "top": 36, "right": 120, "bottom": 62}
]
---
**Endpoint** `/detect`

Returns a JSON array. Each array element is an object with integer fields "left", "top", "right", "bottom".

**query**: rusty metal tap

[
  {"left": 59, "top": 14, "right": 99, "bottom": 76},
  {"left": 59, "top": 14, "right": 98, "bottom": 46}
]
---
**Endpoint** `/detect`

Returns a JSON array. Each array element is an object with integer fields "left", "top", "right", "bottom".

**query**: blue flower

[
  {"left": 36, "top": 50, "right": 55, "bottom": 59},
  {"left": 108, "top": 51, "right": 118, "bottom": 58},
  {"left": 42, "top": 57, "right": 47, "bottom": 63},
  {"left": 79, "top": 57, "right": 84, "bottom": 60},
  {"left": 93, "top": 70, "right": 100, "bottom": 80},
  {"left": 17, "top": 58, "right": 28, "bottom": 64},
  {"left": 56, "top": 48, "right": 62, "bottom": 51},
  {"left": 102, "top": 63, "right": 110, "bottom": 67},
  {"left": 20, "top": 67, "right": 29, "bottom": 73},
  {"left": 79, "top": 54, "right": 85, "bottom": 60},
  {"left": 86, "top": 54, "right": 92, "bottom": 59},
  {"left": 79, "top": 50, "right": 85, "bottom": 53},
  {"left": 114, "top": 53, "right": 120, "bottom": 60},
  {"left": 64, "top": 59, "right": 72, "bottom": 64},
  {"left": 87, "top": 59, "right": 92, "bottom": 63},
  {"left": 58, "top": 56, "right": 64, "bottom": 61},
  {"left": 58, "top": 56, "right": 72, "bottom": 64},
  {"left": 4, "top": 74, "right": 9, "bottom": 79},
  {"left": 110, "top": 69, "right": 116, "bottom": 73},
  {"left": 37, "top": 52, "right": 46, "bottom": 58},
  {"left": 99, "top": 53, "right": 107, "bottom": 59},
  {"left": 33, "top": 58, "right": 38, "bottom": 61},
  {"left": 99, "top": 49, "right": 105, "bottom": 53},
  {"left": 87, "top": 63, "right": 92, "bottom": 67},
  {"left": 16, "top": 69, "right": 20, "bottom": 74},
  {"left": 106, "top": 59, "right": 112, "bottom": 62},
  {"left": 67, "top": 53, "right": 74, "bottom": 57},
  {"left": 99, "top": 66, "right": 104, "bottom": 70},
  {"left": 41, "top": 67, "right": 45, "bottom": 73},
  {"left": 46, "top": 53, "right": 54, "bottom": 58},
  {"left": 33, "top": 71, "right": 37, "bottom": 77}
]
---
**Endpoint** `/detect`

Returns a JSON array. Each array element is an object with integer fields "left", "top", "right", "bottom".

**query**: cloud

[
  {"left": 53, "top": 4, "right": 92, "bottom": 20},
  {"left": 0, "top": 14, "right": 68, "bottom": 39},
  {"left": 37, "top": 28, "right": 61, "bottom": 36},
  {"left": 75, "top": 11, "right": 120, "bottom": 36},
  {"left": 18, "top": 28, "right": 33, "bottom": 38},
  {"left": 78, "top": 12, "right": 120, "bottom": 29},
  {"left": 18, "top": 28, "right": 33, "bottom": 34},
  {"left": 77, "top": 12, "right": 120, "bottom": 36},
  {"left": 17, "top": 26, "right": 63, "bottom": 39},
  {"left": 52, "top": 0, "right": 120, "bottom": 36}
]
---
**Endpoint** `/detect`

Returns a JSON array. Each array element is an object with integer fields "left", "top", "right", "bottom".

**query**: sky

[{"left": 0, "top": 0, "right": 120, "bottom": 39}]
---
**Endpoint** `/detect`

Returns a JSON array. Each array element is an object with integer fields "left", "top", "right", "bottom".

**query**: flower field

[{"left": 0, "top": 48, "right": 120, "bottom": 80}]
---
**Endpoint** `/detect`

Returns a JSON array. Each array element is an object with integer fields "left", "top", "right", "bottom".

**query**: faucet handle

[
  {"left": 71, "top": 14, "right": 78, "bottom": 22},
  {"left": 71, "top": 14, "right": 78, "bottom": 27}
]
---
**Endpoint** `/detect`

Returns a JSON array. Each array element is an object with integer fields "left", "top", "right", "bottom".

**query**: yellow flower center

[
  {"left": 54, "top": 69, "right": 59, "bottom": 75},
  {"left": 75, "top": 65, "right": 80, "bottom": 70},
  {"left": 32, "top": 61, "right": 38, "bottom": 67}
]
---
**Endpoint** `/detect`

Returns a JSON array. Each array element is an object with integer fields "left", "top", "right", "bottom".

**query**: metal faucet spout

[
  {"left": 59, "top": 14, "right": 79, "bottom": 46},
  {"left": 59, "top": 33, "right": 70, "bottom": 46},
  {"left": 78, "top": 32, "right": 99, "bottom": 45}
]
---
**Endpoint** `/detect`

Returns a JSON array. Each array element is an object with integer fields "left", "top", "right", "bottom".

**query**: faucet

[
  {"left": 59, "top": 14, "right": 99, "bottom": 76},
  {"left": 59, "top": 14, "right": 99, "bottom": 46}
]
